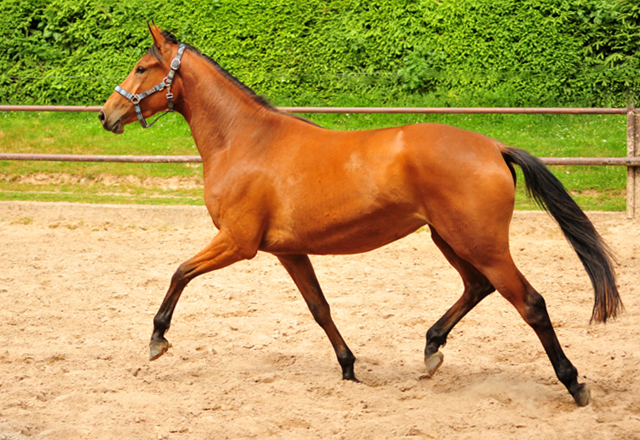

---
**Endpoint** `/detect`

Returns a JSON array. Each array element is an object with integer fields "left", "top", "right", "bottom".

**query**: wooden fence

[{"left": 1, "top": 105, "right": 639, "bottom": 218}]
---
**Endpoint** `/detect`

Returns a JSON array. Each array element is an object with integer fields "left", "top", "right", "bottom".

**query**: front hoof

[
  {"left": 343, "top": 373, "right": 360, "bottom": 383},
  {"left": 424, "top": 351, "right": 444, "bottom": 377},
  {"left": 149, "top": 339, "right": 170, "bottom": 361},
  {"left": 572, "top": 383, "right": 591, "bottom": 407},
  {"left": 341, "top": 366, "right": 359, "bottom": 382}
]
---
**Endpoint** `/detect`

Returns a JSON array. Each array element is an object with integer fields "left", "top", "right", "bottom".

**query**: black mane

[{"left": 151, "top": 30, "right": 318, "bottom": 126}]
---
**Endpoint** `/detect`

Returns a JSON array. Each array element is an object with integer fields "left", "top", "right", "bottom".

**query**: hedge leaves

[{"left": 0, "top": 0, "right": 638, "bottom": 106}]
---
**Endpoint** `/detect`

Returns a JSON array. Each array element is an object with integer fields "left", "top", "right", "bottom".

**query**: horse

[{"left": 99, "top": 23, "right": 622, "bottom": 407}]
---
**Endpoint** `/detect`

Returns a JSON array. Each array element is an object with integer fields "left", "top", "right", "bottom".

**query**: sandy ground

[{"left": 0, "top": 201, "right": 639, "bottom": 440}]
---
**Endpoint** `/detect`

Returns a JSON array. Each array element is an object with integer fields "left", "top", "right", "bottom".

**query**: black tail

[{"left": 501, "top": 146, "right": 622, "bottom": 323}]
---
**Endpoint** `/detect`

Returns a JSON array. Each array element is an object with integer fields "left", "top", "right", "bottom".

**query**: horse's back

[{"left": 327, "top": 122, "right": 517, "bottom": 226}]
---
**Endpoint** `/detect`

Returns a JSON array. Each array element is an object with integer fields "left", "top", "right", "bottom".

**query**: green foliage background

[{"left": 0, "top": 0, "right": 638, "bottom": 107}]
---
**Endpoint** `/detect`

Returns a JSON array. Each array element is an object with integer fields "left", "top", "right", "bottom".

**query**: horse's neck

[{"left": 177, "top": 57, "right": 276, "bottom": 164}]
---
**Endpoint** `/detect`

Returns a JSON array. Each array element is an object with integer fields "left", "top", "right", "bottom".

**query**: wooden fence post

[
  {"left": 635, "top": 109, "right": 640, "bottom": 219},
  {"left": 627, "top": 107, "right": 637, "bottom": 219}
]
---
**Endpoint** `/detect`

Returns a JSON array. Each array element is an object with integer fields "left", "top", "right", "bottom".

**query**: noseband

[{"left": 115, "top": 44, "right": 186, "bottom": 128}]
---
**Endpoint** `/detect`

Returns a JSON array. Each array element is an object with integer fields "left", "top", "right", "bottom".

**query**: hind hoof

[
  {"left": 149, "top": 339, "right": 170, "bottom": 361},
  {"left": 572, "top": 383, "right": 591, "bottom": 407},
  {"left": 424, "top": 352, "right": 444, "bottom": 377}
]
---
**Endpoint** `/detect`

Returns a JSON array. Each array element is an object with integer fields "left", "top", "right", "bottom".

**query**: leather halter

[{"left": 115, "top": 44, "right": 186, "bottom": 128}]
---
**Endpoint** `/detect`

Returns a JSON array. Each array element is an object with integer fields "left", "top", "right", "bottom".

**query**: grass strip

[{"left": 0, "top": 108, "right": 628, "bottom": 210}]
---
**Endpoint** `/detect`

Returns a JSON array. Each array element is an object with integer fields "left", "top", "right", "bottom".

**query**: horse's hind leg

[
  {"left": 430, "top": 209, "right": 589, "bottom": 405},
  {"left": 424, "top": 227, "right": 496, "bottom": 376},
  {"left": 150, "top": 231, "right": 246, "bottom": 361},
  {"left": 473, "top": 256, "right": 591, "bottom": 406},
  {"left": 277, "top": 254, "right": 357, "bottom": 381}
]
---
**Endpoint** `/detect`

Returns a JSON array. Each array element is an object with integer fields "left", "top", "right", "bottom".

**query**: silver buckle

[{"left": 170, "top": 58, "right": 181, "bottom": 70}]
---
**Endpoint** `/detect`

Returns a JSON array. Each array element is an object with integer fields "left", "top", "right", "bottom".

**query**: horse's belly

[{"left": 260, "top": 209, "right": 428, "bottom": 255}]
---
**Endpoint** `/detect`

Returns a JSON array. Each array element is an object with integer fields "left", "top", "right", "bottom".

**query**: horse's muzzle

[{"left": 99, "top": 110, "right": 125, "bottom": 134}]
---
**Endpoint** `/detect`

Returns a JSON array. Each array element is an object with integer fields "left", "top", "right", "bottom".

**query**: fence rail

[
  {"left": 1, "top": 105, "right": 638, "bottom": 218},
  {"left": 2, "top": 152, "right": 640, "bottom": 167},
  {"left": 0, "top": 105, "right": 631, "bottom": 115}
]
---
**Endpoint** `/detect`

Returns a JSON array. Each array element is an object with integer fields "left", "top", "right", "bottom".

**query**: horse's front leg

[
  {"left": 150, "top": 230, "right": 250, "bottom": 361},
  {"left": 277, "top": 254, "right": 357, "bottom": 381}
]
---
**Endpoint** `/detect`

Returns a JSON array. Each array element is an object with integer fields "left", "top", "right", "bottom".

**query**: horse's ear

[{"left": 147, "top": 21, "right": 164, "bottom": 49}]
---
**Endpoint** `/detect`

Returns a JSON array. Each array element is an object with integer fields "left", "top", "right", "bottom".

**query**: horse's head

[{"left": 99, "top": 23, "right": 185, "bottom": 134}]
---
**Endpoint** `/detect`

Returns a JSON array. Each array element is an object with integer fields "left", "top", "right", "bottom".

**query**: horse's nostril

[{"left": 98, "top": 110, "right": 106, "bottom": 123}]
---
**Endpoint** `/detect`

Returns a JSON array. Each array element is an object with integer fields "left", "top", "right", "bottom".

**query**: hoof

[
  {"left": 343, "top": 374, "right": 360, "bottom": 383},
  {"left": 572, "top": 383, "right": 591, "bottom": 407},
  {"left": 424, "top": 351, "right": 444, "bottom": 377},
  {"left": 149, "top": 339, "right": 170, "bottom": 361}
]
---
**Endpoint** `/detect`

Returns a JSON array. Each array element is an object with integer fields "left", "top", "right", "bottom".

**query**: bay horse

[{"left": 99, "top": 24, "right": 622, "bottom": 406}]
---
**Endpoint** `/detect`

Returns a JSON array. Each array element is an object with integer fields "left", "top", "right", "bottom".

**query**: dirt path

[{"left": 1, "top": 202, "right": 639, "bottom": 440}]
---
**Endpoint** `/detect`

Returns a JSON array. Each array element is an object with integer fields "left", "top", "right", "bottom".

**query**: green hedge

[{"left": 1, "top": 0, "right": 638, "bottom": 106}]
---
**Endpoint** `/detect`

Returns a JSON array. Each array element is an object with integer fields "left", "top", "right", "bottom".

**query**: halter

[{"left": 115, "top": 44, "right": 186, "bottom": 128}]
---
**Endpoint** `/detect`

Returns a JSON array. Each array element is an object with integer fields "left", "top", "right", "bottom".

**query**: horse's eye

[{"left": 136, "top": 66, "right": 146, "bottom": 74}]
